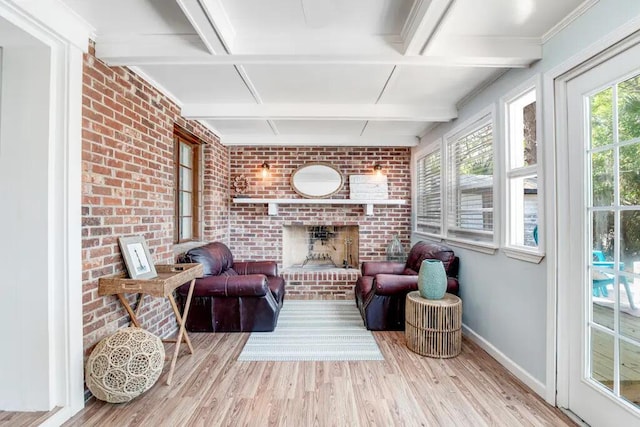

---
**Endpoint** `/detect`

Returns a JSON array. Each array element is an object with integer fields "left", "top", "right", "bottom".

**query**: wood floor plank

[
  {"left": 0, "top": 409, "right": 57, "bottom": 427},
  {"left": 58, "top": 331, "right": 575, "bottom": 427},
  {"left": 184, "top": 398, "right": 234, "bottom": 427}
]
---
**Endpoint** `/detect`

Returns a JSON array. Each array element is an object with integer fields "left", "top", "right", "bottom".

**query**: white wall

[
  {"left": 0, "top": 24, "right": 52, "bottom": 410},
  {"left": 413, "top": 0, "right": 640, "bottom": 396}
]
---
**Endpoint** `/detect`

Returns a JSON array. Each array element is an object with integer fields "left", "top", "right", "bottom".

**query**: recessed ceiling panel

[
  {"left": 204, "top": 120, "right": 275, "bottom": 135},
  {"left": 379, "top": 66, "right": 499, "bottom": 105},
  {"left": 139, "top": 65, "right": 256, "bottom": 104},
  {"left": 244, "top": 64, "right": 394, "bottom": 104},
  {"left": 62, "top": 0, "right": 196, "bottom": 35},
  {"left": 221, "top": 0, "right": 413, "bottom": 35},
  {"left": 363, "top": 121, "right": 431, "bottom": 136},
  {"left": 438, "top": 0, "right": 585, "bottom": 37},
  {"left": 273, "top": 120, "right": 367, "bottom": 135}
]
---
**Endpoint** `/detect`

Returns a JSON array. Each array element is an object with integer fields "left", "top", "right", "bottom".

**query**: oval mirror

[{"left": 291, "top": 163, "right": 344, "bottom": 198}]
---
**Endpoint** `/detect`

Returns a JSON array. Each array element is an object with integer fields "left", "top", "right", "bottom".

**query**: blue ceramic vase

[{"left": 417, "top": 259, "right": 447, "bottom": 299}]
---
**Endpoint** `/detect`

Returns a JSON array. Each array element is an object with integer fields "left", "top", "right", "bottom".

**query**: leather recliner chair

[
  {"left": 354, "top": 241, "right": 459, "bottom": 331},
  {"left": 177, "top": 242, "right": 285, "bottom": 332}
]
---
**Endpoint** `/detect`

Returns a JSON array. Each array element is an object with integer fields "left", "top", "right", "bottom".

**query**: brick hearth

[{"left": 282, "top": 268, "right": 361, "bottom": 300}]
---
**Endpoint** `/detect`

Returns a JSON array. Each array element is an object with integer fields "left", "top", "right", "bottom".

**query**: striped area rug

[{"left": 237, "top": 300, "right": 384, "bottom": 361}]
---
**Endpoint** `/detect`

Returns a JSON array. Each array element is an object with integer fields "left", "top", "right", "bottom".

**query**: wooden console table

[
  {"left": 98, "top": 263, "right": 203, "bottom": 385},
  {"left": 405, "top": 291, "right": 462, "bottom": 358}
]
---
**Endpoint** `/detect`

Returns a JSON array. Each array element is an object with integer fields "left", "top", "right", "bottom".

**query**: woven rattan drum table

[{"left": 405, "top": 291, "right": 462, "bottom": 358}]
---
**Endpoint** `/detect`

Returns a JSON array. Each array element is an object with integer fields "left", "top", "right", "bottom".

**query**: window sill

[
  {"left": 444, "top": 238, "right": 498, "bottom": 255},
  {"left": 503, "top": 247, "right": 545, "bottom": 264}
]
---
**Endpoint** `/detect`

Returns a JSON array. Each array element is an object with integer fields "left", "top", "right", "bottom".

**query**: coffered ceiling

[{"left": 61, "top": 0, "right": 589, "bottom": 146}]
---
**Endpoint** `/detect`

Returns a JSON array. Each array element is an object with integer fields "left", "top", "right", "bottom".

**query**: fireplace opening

[{"left": 283, "top": 225, "right": 359, "bottom": 270}]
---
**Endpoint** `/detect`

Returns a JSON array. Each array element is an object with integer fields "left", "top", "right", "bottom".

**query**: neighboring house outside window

[{"left": 174, "top": 125, "right": 202, "bottom": 243}]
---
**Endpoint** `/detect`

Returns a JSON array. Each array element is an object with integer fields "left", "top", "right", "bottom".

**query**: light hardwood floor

[
  {"left": 1, "top": 332, "right": 574, "bottom": 427},
  {"left": 44, "top": 331, "right": 576, "bottom": 427},
  {"left": 0, "top": 408, "right": 59, "bottom": 427}
]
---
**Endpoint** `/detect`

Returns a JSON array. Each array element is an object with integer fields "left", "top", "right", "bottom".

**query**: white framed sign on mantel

[{"left": 349, "top": 175, "right": 388, "bottom": 200}]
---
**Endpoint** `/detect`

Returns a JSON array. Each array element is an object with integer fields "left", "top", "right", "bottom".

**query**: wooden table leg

[
  {"left": 131, "top": 293, "right": 145, "bottom": 327},
  {"left": 168, "top": 294, "right": 194, "bottom": 354},
  {"left": 166, "top": 278, "right": 196, "bottom": 386},
  {"left": 117, "top": 294, "right": 141, "bottom": 328}
]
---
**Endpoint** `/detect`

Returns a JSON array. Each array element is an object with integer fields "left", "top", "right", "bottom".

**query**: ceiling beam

[
  {"left": 176, "top": 0, "right": 229, "bottom": 54},
  {"left": 196, "top": 0, "right": 236, "bottom": 52},
  {"left": 220, "top": 135, "right": 419, "bottom": 147},
  {"left": 228, "top": 34, "right": 403, "bottom": 56},
  {"left": 95, "top": 34, "right": 210, "bottom": 58},
  {"left": 98, "top": 51, "right": 536, "bottom": 68},
  {"left": 182, "top": 104, "right": 458, "bottom": 122},
  {"left": 425, "top": 36, "right": 542, "bottom": 65},
  {"left": 401, "top": 0, "right": 455, "bottom": 56}
]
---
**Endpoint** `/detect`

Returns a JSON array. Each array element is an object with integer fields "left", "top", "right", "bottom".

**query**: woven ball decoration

[{"left": 85, "top": 327, "right": 165, "bottom": 403}]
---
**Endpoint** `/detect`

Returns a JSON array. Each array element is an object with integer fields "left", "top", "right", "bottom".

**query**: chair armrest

[
  {"left": 181, "top": 274, "right": 269, "bottom": 297},
  {"left": 374, "top": 274, "right": 418, "bottom": 295},
  {"left": 233, "top": 261, "right": 278, "bottom": 277},
  {"left": 361, "top": 261, "right": 406, "bottom": 277},
  {"left": 447, "top": 277, "right": 459, "bottom": 295}
]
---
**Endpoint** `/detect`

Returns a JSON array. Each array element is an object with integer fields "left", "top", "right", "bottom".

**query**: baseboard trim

[{"left": 463, "top": 324, "right": 547, "bottom": 398}]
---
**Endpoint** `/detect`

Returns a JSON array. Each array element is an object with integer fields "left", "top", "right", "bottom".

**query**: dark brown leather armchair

[
  {"left": 176, "top": 242, "right": 285, "bottom": 332},
  {"left": 354, "top": 241, "right": 459, "bottom": 330}
]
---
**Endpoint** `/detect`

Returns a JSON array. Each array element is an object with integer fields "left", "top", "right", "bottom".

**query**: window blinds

[
  {"left": 416, "top": 150, "right": 442, "bottom": 235},
  {"left": 447, "top": 122, "right": 494, "bottom": 241}
]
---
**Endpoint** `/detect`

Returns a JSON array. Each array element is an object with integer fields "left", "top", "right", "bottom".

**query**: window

[
  {"left": 446, "top": 117, "right": 495, "bottom": 244},
  {"left": 504, "top": 84, "right": 541, "bottom": 256},
  {"left": 414, "top": 111, "right": 497, "bottom": 251},
  {"left": 174, "top": 126, "right": 202, "bottom": 243},
  {"left": 416, "top": 148, "right": 442, "bottom": 235}
]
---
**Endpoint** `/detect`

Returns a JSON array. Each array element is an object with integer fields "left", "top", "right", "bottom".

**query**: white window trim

[
  {"left": 501, "top": 75, "right": 546, "bottom": 263},
  {"left": 443, "top": 106, "right": 498, "bottom": 248}
]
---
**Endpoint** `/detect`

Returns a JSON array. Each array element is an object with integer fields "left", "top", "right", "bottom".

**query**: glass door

[{"left": 562, "top": 40, "right": 640, "bottom": 425}]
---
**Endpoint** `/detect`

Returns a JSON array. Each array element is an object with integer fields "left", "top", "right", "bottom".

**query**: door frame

[
  {"left": 0, "top": 0, "right": 90, "bottom": 423},
  {"left": 545, "top": 18, "right": 640, "bottom": 410}
]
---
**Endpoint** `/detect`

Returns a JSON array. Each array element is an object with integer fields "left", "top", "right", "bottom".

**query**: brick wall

[
  {"left": 81, "top": 42, "right": 229, "bottom": 354},
  {"left": 81, "top": 40, "right": 412, "bottom": 347},
  {"left": 229, "top": 146, "right": 412, "bottom": 298}
]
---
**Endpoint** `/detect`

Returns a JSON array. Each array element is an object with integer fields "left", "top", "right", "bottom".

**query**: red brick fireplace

[{"left": 229, "top": 146, "right": 412, "bottom": 299}]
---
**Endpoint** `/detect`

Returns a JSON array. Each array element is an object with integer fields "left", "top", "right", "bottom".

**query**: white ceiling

[{"left": 61, "top": 0, "right": 589, "bottom": 147}]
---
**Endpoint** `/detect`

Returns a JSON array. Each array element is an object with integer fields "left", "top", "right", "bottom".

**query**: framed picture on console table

[{"left": 118, "top": 235, "right": 157, "bottom": 280}]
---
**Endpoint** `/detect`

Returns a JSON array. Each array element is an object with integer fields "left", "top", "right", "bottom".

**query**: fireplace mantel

[{"left": 232, "top": 198, "right": 406, "bottom": 216}]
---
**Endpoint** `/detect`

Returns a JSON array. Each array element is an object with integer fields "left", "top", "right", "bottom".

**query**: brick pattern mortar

[
  {"left": 81, "top": 41, "right": 229, "bottom": 355},
  {"left": 229, "top": 146, "right": 412, "bottom": 299}
]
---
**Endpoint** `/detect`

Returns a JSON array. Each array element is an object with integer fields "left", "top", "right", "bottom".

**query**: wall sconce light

[
  {"left": 261, "top": 161, "right": 271, "bottom": 178},
  {"left": 373, "top": 163, "right": 383, "bottom": 176}
]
